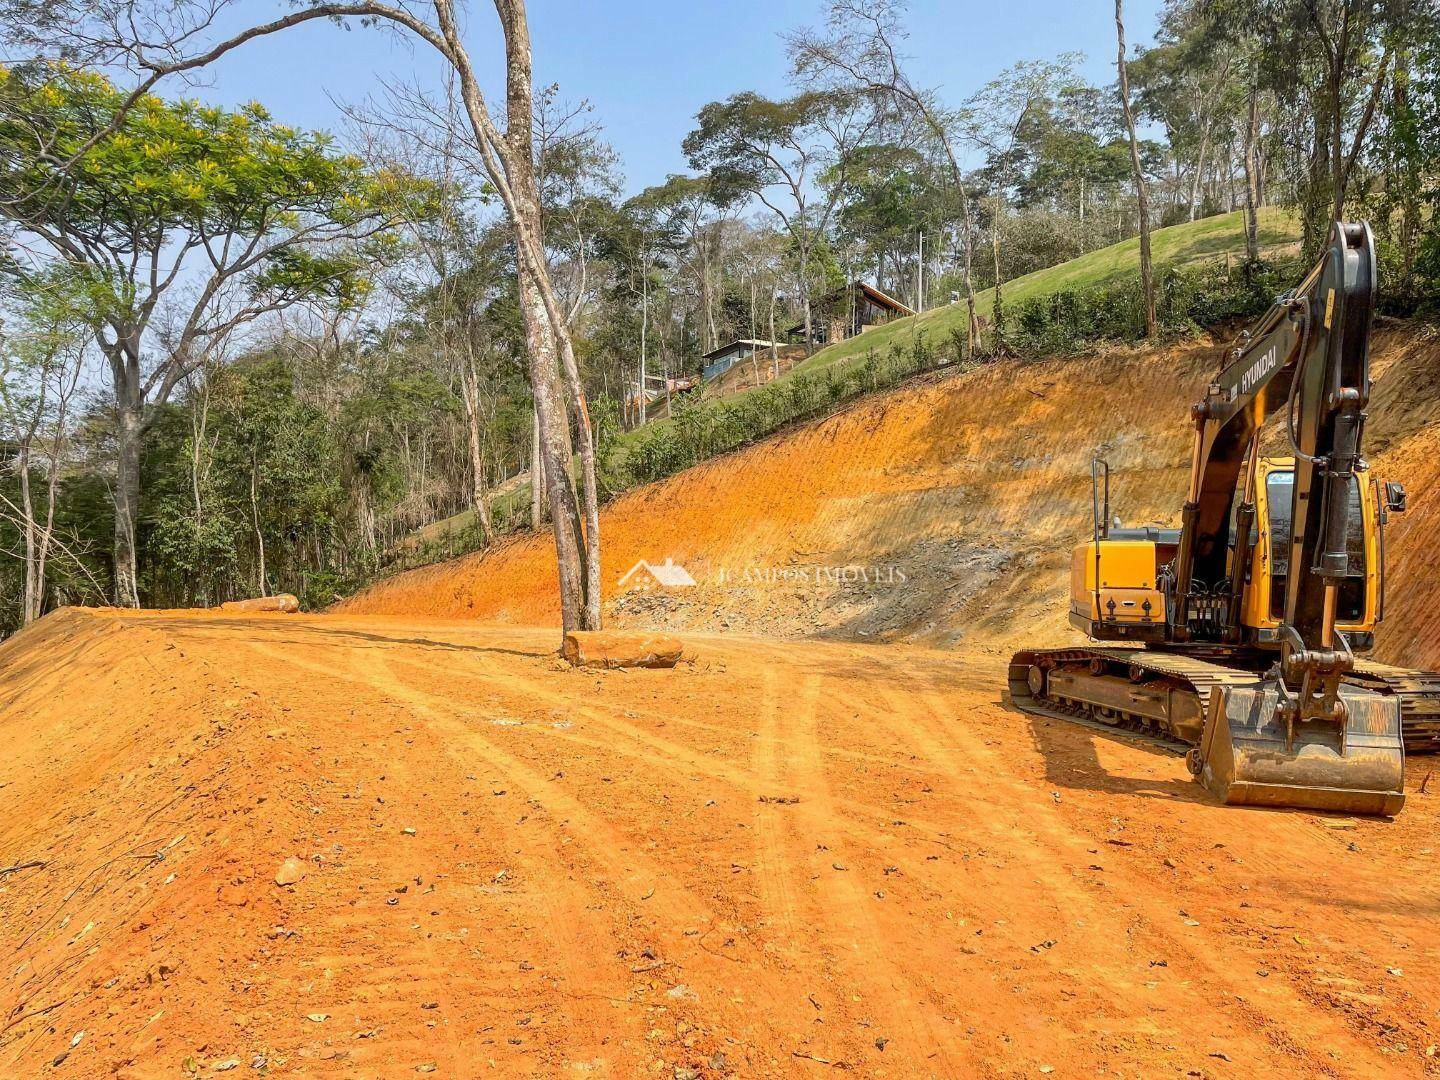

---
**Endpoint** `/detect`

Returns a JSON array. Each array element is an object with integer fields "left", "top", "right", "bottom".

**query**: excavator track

[
  {"left": 1346, "top": 662, "right": 1440, "bottom": 752},
  {"left": 1007, "top": 648, "right": 1256, "bottom": 749},
  {"left": 1008, "top": 647, "right": 1440, "bottom": 754}
]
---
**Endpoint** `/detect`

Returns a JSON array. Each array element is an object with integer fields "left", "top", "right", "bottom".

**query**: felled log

[
  {"left": 561, "top": 630, "right": 685, "bottom": 669},
  {"left": 220, "top": 594, "right": 300, "bottom": 614}
]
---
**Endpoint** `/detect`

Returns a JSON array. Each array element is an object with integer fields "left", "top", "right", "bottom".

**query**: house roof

[
  {"left": 701, "top": 338, "right": 778, "bottom": 361},
  {"left": 854, "top": 281, "right": 915, "bottom": 315},
  {"left": 785, "top": 281, "right": 918, "bottom": 336},
  {"left": 812, "top": 280, "right": 915, "bottom": 316}
]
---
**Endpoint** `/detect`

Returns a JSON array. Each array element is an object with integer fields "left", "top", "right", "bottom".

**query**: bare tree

[
  {"left": 7, "top": 0, "right": 605, "bottom": 633},
  {"left": 0, "top": 312, "right": 88, "bottom": 623},
  {"left": 1242, "top": 87, "right": 1263, "bottom": 265},
  {"left": 962, "top": 55, "right": 1079, "bottom": 351},
  {"left": 347, "top": 78, "right": 503, "bottom": 545},
  {"left": 788, "top": 0, "right": 979, "bottom": 356},
  {"left": 1116, "top": 0, "right": 1157, "bottom": 338},
  {"left": 685, "top": 89, "right": 880, "bottom": 352}
]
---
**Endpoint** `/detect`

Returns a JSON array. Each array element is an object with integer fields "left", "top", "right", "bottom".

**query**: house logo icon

[{"left": 618, "top": 557, "right": 697, "bottom": 589}]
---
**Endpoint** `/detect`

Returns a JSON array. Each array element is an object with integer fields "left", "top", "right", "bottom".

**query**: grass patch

[{"left": 791, "top": 207, "right": 1298, "bottom": 378}]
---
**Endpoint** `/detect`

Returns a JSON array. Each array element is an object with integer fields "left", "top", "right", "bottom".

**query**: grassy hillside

[
  {"left": 792, "top": 207, "right": 1299, "bottom": 377},
  {"left": 394, "top": 207, "right": 1300, "bottom": 562}
]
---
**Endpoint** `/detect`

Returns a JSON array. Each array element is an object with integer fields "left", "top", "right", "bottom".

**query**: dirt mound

[
  {"left": 4, "top": 609, "right": 1438, "bottom": 1077},
  {"left": 340, "top": 324, "right": 1440, "bottom": 670}
]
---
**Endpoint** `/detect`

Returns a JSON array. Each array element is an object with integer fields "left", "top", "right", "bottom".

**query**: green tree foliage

[{"left": 0, "top": 62, "right": 420, "bottom": 604}]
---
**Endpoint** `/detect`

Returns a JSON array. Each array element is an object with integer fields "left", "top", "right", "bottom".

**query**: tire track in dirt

[
  {"left": 336, "top": 631, "right": 1427, "bottom": 1076},
  {"left": 854, "top": 676, "right": 1276, "bottom": 1071},
  {"left": 388, "top": 647, "right": 961, "bottom": 848},
  {"left": 8, "top": 613, "right": 1438, "bottom": 1078},
  {"left": 897, "top": 674, "right": 1395, "bottom": 1077},
  {"left": 754, "top": 672, "right": 977, "bottom": 1075},
  {"left": 230, "top": 640, "right": 484, "bottom": 1076},
  {"left": 248, "top": 630, "right": 994, "bottom": 1074},
  {"left": 240, "top": 637, "right": 820, "bottom": 1074},
  {"left": 235, "top": 638, "right": 641, "bottom": 1075},
  {"left": 750, "top": 666, "right": 802, "bottom": 945}
]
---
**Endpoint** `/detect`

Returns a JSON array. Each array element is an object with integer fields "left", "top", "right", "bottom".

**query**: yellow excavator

[{"left": 1009, "top": 221, "right": 1439, "bottom": 816}]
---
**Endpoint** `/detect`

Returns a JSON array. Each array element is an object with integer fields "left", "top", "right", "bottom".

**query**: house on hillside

[
  {"left": 789, "top": 280, "right": 915, "bottom": 347},
  {"left": 624, "top": 372, "right": 700, "bottom": 425},
  {"left": 700, "top": 339, "right": 779, "bottom": 382}
]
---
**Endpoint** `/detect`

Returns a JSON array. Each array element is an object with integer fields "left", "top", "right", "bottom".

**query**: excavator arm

[
  {"left": 1185, "top": 223, "right": 1405, "bottom": 813},
  {"left": 1174, "top": 221, "right": 1373, "bottom": 662}
]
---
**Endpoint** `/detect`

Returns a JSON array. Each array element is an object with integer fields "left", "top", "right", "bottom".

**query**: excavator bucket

[{"left": 1192, "top": 682, "right": 1405, "bottom": 816}]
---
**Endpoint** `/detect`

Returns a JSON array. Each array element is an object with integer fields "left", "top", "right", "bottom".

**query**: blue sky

[{"left": 190, "top": 0, "right": 1166, "bottom": 195}]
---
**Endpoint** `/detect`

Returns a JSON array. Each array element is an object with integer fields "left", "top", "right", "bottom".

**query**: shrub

[{"left": 1008, "top": 254, "right": 1303, "bottom": 358}]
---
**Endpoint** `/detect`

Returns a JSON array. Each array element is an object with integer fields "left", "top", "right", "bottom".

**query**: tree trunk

[
  {"left": 918, "top": 116, "right": 978, "bottom": 356},
  {"left": 699, "top": 231, "right": 718, "bottom": 352},
  {"left": 1392, "top": 47, "right": 1419, "bottom": 292},
  {"left": 435, "top": 0, "right": 600, "bottom": 634},
  {"left": 554, "top": 319, "right": 602, "bottom": 630},
  {"left": 798, "top": 235, "right": 814, "bottom": 352},
  {"left": 990, "top": 194, "right": 1005, "bottom": 352},
  {"left": 769, "top": 287, "right": 779, "bottom": 377},
  {"left": 190, "top": 380, "right": 209, "bottom": 524},
  {"left": 113, "top": 406, "right": 142, "bottom": 608},
  {"left": 250, "top": 452, "right": 267, "bottom": 597},
  {"left": 1189, "top": 118, "right": 1211, "bottom": 222},
  {"left": 530, "top": 399, "right": 544, "bottom": 529},
  {"left": 1242, "top": 88, "right": 1261, "bottom": 266},
  {"left": 1327, "top": 58, "right": 1345, "bottom": 228},
  {"left": 517, "top": 263, "right": 588, "bottom": 634},
  {"left": 639, "top": 256, "right": 649, "bottom": 425},
  {"left": 961, "top": 185, "right": 978, "bottom": 357},
  {"left": 459, "top": 354, "right": 493, "bottom": 544},
  {"left": 36, "top": 428, "right": 62, "bottom": 621},
  {"left": 18, "top": 440, "right": 39, "bottom": 624},
  {"left": 1116, "top": 0, "right": 1156, "bottom": 338},
  {"left": 749, "top": 275, "right": 757, "bottom": 343}
]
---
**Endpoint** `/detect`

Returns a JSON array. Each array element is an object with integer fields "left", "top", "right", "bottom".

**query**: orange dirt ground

[
  {"left": 5, "top": 326, "right": 1440, "bottom": 1078},
  {"left": 2, "top": 608, "right": 1437, "bottom": 1078}
]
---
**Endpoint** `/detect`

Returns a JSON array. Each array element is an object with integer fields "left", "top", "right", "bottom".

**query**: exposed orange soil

[
  {"left": 3, "top": 608, "right": 1438, "bottom": 1078},
  {"left": 7, "top": 326, "right": 1440, "bottom": 1078},
  {"left": 338, "top": 325, "right": 1440, "bottom": 671}
]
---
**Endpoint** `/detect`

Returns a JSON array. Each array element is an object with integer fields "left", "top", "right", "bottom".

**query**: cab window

[{"left": 1266, "top": 471, "right": 1366, "bottom": 620}]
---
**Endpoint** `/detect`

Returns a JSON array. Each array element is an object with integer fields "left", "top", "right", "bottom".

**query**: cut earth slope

[{"left": 339, "top": 325, "right": 1440, "bottom": 672}]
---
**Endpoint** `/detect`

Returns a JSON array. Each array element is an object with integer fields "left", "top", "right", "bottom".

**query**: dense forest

[{"left": 0, "top": 0, "right": 1436, "bottom": 634}]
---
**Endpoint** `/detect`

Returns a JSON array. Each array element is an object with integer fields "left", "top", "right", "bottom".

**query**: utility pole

[{"left": 916, "top": 229, "right": 925, "bottom": 313}]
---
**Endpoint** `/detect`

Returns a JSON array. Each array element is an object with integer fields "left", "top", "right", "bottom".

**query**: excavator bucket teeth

[{"left": 1194, "top": 683, "right": 1405, "bottom": 816}]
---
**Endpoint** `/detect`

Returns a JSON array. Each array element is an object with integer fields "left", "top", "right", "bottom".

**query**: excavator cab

[{"left": 1244, "top": 458, "right": 1377, "bottom": 641}]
